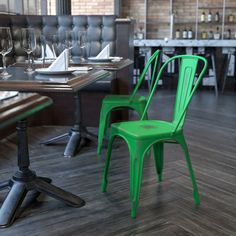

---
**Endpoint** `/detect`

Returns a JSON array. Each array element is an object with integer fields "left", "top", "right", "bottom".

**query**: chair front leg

[
  {"left": 97, "top": 108, "right": 110, "bottom": 155},
  {"left": 101, "top": 134, "right": 116, "bottom": 192},
  {"left": 153, "top": 142, "right": 164, "bottom": 182},
  {"left": 176, "top": 135, "right": 200, "bottom": 205},
  {"left": 129, "top": 145, "right": 146, "bottom": 219}
]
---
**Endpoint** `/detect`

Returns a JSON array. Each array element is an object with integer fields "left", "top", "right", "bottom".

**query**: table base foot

[{"left": 0, "top": 173, "right": 85, "bottom": 228}]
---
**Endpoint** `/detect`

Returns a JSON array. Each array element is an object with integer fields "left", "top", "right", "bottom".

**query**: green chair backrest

[
  {"left": 130, "top": 49, "right": 161, "bottom": 101},
  {"left": 140, "top": 54, "right": 208, "bottom": 131}
]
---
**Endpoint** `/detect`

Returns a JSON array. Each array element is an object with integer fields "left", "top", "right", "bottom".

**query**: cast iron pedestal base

[{"left": 0, "top": 120, "right": 85, "bottom": 228}]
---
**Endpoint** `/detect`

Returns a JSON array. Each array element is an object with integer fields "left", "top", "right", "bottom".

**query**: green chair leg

[
  {"left": 104, "top": 112, "right": 111, "bottom": 137},
  {"left": 153, "top": 142, "right": 164, "bottom": 182},
  {"left": 130, "top": 147, "right": 145, "bottom": 219},
  {"left": 97, "top": 108, "right": 110, "bottom": 155},
  {"left": 101, "top": 135, "right": 115, "bottom": 192},
  {"left": 177, "top": 135, "right": 200, "bottom": 205}
]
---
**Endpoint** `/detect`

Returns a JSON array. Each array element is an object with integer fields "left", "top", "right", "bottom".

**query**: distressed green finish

[
  {"left": 101, "top": 54, "right": 208, "bottom": 218},
  {"left": 97, "top": 49, "right": 161, "bottom": 155}
]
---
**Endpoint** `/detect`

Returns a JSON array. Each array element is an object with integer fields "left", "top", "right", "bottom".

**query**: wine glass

[
  {"left": 74, "top": 30, "right": 87, "bottom": 62},
  {"left": 62, "top": 30, "right": 87, "bottom": 62},
  {"left": 21, "top": 28, "right": 36, "bottom": 73},
  {"left": 0, "top": 27, "right": 13, "bottom": 78},
  {"left": 79, "top": 31, "right": 87, "bottom": 61}
]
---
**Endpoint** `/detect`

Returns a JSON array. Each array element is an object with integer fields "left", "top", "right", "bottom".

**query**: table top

[
  {"left": 0, "top": 93, "right": 53, "bottom": 129},
  {"left": 0, "top": 59, "right": 133, "bottom": 93},
  {"left": 0, "top": 67, "right": 110, "bottom": 93},
  {"left": 73, "top": 58, "right": 133, "bottom": 71}
]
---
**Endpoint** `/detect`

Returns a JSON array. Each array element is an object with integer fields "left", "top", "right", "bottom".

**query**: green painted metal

[
  {"left": 97, "top": 49, "right": 161, "bottom": 155},
  {"left": 101, "top": 54, "right": 208, "bottom": 218}
]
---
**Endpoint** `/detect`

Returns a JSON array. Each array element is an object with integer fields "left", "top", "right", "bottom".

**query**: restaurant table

[
  {"left": 0, "top": 66, "right": 110, "bottom": 158},
  {"left": 0, "top": 93, "right": 85, "bottom": 227},
  {"left": 0, "top": 59, "right": 132, "bottom": 157}
]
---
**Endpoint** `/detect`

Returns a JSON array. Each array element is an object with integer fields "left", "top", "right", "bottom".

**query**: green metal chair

[
  {"left": 101, "top": 54, "right": 208, "bottom": 218},
  {"left": 97, "top": 49, "right": 161, "bottom": 155}
]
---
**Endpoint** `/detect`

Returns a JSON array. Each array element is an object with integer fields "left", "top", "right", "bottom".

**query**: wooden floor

[{"left": 0, "top": 90, "right": 236, "bottom": 235}]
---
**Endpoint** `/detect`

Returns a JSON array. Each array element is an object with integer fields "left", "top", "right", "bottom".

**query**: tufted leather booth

[
  {"left": 0, "top": 15, "right": 118, "bottom": 64},
  {"left": 0, "top": 14, "right": 133, "bottom": 127}
]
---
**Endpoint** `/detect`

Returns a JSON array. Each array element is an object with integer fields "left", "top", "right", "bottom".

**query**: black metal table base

[
  {"left": 41, "top": 92, "right": 98, "bottom": 158},
  {"left": 0, "top": 120, "right": 85, "bottom": 228},
  {"left": 42, "top": 126, "right": 98, "bottom": 158}
]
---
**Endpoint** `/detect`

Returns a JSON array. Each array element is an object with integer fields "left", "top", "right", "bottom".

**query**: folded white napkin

[
  {"left": 47, "top": 49, "right": 69, "bottom": 71},
  {"left": 41, "top": 44, "right": 56, "bottom": 59},
  {"left": 96, "top": 44, "right": 110, "bottom": 59},
  {"left": 0, "top": 91, "right": 18, "bottom": 101}
]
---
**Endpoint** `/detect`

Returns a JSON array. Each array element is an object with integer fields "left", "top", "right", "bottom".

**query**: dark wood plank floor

[{"left": 0, "top": 90, "right": 236, "bottom": 236}]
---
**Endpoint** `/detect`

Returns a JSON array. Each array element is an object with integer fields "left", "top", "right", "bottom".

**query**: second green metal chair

[{"left": 97, "top": 49, "right": 161, "bottom": 155}]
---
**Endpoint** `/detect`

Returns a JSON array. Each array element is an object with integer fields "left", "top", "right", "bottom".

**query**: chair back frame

[
  {"left": 140, "top": 54, "right": 208, "bottom": 132},
  {"left": 130, "top": 49, "right": 161, "bottom": 101}
]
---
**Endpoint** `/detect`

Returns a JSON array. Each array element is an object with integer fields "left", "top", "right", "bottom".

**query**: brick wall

[
  {"left": 72, "top": 0, "right": 114, "bottom": 15},
  {"left": 46, "top": 0, "right": 236, "bottom": 39},
  {"left": 121, "top": 0, "right": 236, "bottom": 39}
]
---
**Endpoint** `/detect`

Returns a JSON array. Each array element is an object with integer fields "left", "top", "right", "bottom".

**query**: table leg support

[
  {"left": 64, "top": 130, "right": 81, "bottom": 158},
  {"left": 41, "top": 91, "right": 98, "bottom": 157},
  {"left": 0, "top": 120, "right": 85, "bottom": 228},
  {"left": 0, "top": 182, "right": 27, "bottom": 228}
]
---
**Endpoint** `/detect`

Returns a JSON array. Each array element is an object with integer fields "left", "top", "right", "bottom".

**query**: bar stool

[
  {"left": 196, "top": 47, "right": 218, "bottom": 96},
  {"left": 221, "top": 47, "right": 236, "bottom": 93}
]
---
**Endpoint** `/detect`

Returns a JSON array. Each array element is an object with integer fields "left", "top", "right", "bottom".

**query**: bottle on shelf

[
  {"left": 208, "top": 30, "right": 213, "bottom": 39},
  {"left": 188, "top": 28, "right": 193, "bottom": 39},
  {"left": 136, "top": 27, "right": 144, "bottom": 40},
  {"left": 182, "top": 28, "right": 187, "bottom": 39},
  {"left": 225, "top": 29, "right": 231, "bottom": 39},
  {"left": 175, "top": 29, "right": 181, "bottom": 39},
  {"left": 201, "top": 31, "right": 207, "bottom": 39},
  {"left": 214, "top": 27, "right": 221, "bottom": 40},
  {"left": 214, "top": 12, "right": 220, "bottom": 22},
  {"left": 228, "top": 14, "right": 234, "bottom": 23},
  {"left": 200, "top": 11, "right": 205, "bottom": 22},
  {"left": 207, "top": 11, "right": 212, "bottom": 22}
]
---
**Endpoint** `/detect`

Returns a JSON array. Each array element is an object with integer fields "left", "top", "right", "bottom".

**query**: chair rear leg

[
  {"left": 153, "top": 142, "right": 164, "bottom": 182},
  {"left": 177, "top": 135, "right": 200, "bottom": 205},
  {"left": 101, "top": 135, "right": 115, "bottom": 192},
  {"left": 104, "top": 112, "right": 111, "bottom": 137},
  {"left": 97, "top": 109, "right": 110, "bottom": 155}
]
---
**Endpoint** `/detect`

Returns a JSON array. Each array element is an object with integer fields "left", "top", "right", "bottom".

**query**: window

[{"left": 0, "top": 0, "right": 115, "bottom": 15}]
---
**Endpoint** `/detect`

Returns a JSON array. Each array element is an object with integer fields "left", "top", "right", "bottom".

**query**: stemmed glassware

[
  {"left": 0, "top": 27, "right": 13, "bottom": 78},
  {"left": 77, "top": 31, "right": 87, "bottom": 61},
  {"left": 72, "top": 30, "right": 87, "bottom": 62},
  {"left": 21, "top": 28, "right": 36, "bottom": 73},
  {"left": 61, "top": 30, "right": 87, "bottom": 62}
]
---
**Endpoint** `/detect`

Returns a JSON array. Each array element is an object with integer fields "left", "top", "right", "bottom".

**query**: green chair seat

[
  {"left": 112, "top": 120, "right": 177, "bottom": 140},
  {"left": 103, "top": 94, "right": 146, "bottom": 104}
]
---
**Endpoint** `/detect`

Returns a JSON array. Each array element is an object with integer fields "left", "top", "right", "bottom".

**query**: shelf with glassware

[
  {"left": 173, "top": 10, "right": 236, "bottom": 40},
  {"left": 134, "top": 19, "right": 171, "bottom": 40},
  {"left": 146, "top": 20, "right": 170, "bottom": 39},
  {"left": 198, "top": 6, "right": 236, "bottom": 40}
]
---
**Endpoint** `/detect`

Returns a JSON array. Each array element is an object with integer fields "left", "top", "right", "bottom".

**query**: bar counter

[{"left": 134, "top": 39, "right": 236, "bottom": 48}]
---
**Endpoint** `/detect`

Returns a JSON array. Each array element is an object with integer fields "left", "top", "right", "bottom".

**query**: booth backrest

[
  {"left": 0, "top": 15, "right": 126, "bottom": 64},
  {"left": 0, "top": 14, "right": 134, "bottom": 127}
]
